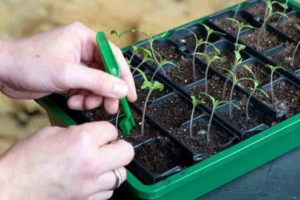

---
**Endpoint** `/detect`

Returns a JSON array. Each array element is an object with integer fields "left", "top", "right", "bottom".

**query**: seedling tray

[{"left": 37, "top": 0, "right": 300, "bottom": 199}]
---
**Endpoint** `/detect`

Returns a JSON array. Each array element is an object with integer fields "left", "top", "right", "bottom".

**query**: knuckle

[
  {"left": 68, "top": 21, "right": 86, "bottom": 30},
  {"left": 55, "top": 61, "right": 72, "bottom": 89},
  {"left": 69, "top": 125, "right": 92, "bottom": 146},
  {"left": 93, "top": 72, "right": 114, "bottom": 92},
  {"left": 98, "top": 121, "right": 118, "bottom": 139}
]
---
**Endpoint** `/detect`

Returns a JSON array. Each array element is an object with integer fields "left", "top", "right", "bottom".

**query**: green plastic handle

[
  {"left": 96, "top": 32, "right": 120, "bottom": 77},
  {"left": 96, "top": 32, "right": 135, "bottom": 136}
]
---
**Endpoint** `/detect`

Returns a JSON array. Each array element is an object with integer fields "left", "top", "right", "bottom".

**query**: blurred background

[{"left": 0, "top": 0, "right": 254, "bottom": 153}]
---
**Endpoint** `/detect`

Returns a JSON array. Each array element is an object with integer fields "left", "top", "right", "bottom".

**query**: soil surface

[
  {"left": 84, "top": 107, "right": 114, "bottom": 121},
  {"left": 175, "top": 116, "right": 236, "bottom": 158},
  {"left": 153, "top": 42, "right": 182, "bottom": 62},
  {"left": 175, "top": 31, "right": 204, "bottom": 52},
  {"left": 245, "top": 2, "right": 288, "bottom": 24},
  {"left": 218, "top": 100, "right": 268, "bottom": 132},
  {"left": 240, "top": 28, "right": 281, "bottom": 52},
  {"left": 165, "top": 57, "right": 205, "bottom": 85},
  {"left": 256, "top": 80, "right": 300, "bottom": 118},
  {"left": 148, "top": 95, "right": 201, "bottom": 132},
  {"left": 277, "top": 16, "right": 300, "bottom": 42},
  {"left": 272, "top": 42, "right": 300, "bottom": 72},
  {"left": 124, "top": 109, "right": 160, "bottom": 146},
  {"left": 199, "top": 48, "right": 237, "bottom": 71},
  {"left": 135, "top": 135, "right": 188, "bottom": 175},
  {"left": 213, "top": 15, "right": 249, "bottom": 35},
  {"left": 190, "top": 75, "right": 243, "bottom": 105}
]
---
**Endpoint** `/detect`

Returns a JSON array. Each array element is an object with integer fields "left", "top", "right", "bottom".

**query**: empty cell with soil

[
  {"left": 134, "top": 136, "right": 190, "bottom": 175},
  {"left": 148, "top": 95, "right": 201, "bottom": 131}
]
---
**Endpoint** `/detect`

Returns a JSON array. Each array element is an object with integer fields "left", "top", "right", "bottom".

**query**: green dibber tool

[{"left": 96, "top": 31, "right": 135, "bottom": 136}]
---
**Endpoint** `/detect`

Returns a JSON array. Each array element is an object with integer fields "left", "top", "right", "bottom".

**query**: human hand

[
  {"left": 0, "top": 121, "right": 134, "bottom": 200},
  {"left": 0, "top": 22, "right": 137, "bottom": 114}
]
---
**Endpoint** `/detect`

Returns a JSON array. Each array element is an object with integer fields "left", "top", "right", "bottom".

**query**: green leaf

[
  {"left": 191, "top": 95, "right": 204, "bottom": 107},
  {"left": 258, "top": 88, "right": 269, "bottom": 99},
  {"left": 141, "top": 80, "right": 153, "bottom": 90},
  {"left": 152, "top": 81, "right": 164, "bottom": 91},
  {"left": 110, "top": 30, "right": 122, "bottom": 38}
]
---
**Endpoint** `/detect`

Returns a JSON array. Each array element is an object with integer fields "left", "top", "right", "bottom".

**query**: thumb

[{"left": 59, "top": 62, "right": 128, "bottom": 98}]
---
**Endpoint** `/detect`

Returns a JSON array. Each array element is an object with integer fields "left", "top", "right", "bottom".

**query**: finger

[
  {"left": 1, "top": 85, "right": 50, "bottom": 99},
  {"left": 104, "top": 98, "right": 119, "bottom": 114},
  {"left": 87, "top": 191, "right": 113, "bottom": 200},
  {"left": 110, "top": 42, "right": 137, "bottom": 102},
  {"left": 84, "top": 94, "right": 103, "bottom": 110},
  {"left": 97, "top": 140, "right": 134, "bottom": 174},
  {"left": 72, "top": 121, "right": 118, "bottom": 147},
  {"left": 67, "top": 90, "right": 89, "bottom": 110},
  {"left": 60, "top": 62, "right": 128, "bottom": 99},
  {"left": 95, "top": 167, "right": 126, "bottom": 191}
]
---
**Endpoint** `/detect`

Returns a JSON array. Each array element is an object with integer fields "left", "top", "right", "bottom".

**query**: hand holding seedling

[
  {"left": 0, "top": 122, "right": 134, "bottom": 199},
  {"left": 0, "top": 22, "right": 137, "bottom": 114}
]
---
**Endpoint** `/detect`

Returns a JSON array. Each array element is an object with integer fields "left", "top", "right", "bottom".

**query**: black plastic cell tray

[{"left": 46, "top": 0, "right": 300, "bottom": 185}]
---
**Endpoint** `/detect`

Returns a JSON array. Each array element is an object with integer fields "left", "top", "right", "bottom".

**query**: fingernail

[{"left": 113, "top": 82, "right": 128, "bottom": 97}]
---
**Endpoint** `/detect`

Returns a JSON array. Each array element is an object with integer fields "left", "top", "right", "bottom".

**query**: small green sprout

[
  {"left": 245, "top": 80, "right": 269, "bottom": 121},
  {"left": 199, "top": 93, "right": 228, "bottom": 143},
  {"left": 222, "top": 43, "right": 247, "bottom": 99},
  {"left": 134, "top": 67, "right": 164, "bottom": 135},
  {"left": 189, "top": 95, "right": 204, "bottom": 138},
  {"left": 261, "top": 0, "right": 290, "bottom": 31},
  {"left": 225, "top": 18, "right": 254, "bottom": 48},
  {"left": 111, "top": 29, "right": 175, "bottom": 80},
  {"left": 183, "top": 26, "right": 220, "bottom": 80},
  {"left": 265, "top": 64, "right": 286, "bottom": 103},
  {"left": 196, "top": 53, "right": 222, "bottom": 93},
  {"left": 292, "top": 41, "right": 300, "bottom": 67},
  {"left": 218, "top": 66, "right": 254, "bottom": 119}
]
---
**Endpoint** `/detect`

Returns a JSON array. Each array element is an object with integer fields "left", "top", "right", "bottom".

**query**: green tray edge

[{"left": 36, "top": 0, "right": 300, "bottom": 199}]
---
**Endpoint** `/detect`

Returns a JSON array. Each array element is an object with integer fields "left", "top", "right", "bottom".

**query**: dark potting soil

[
  {"left": 134, "top": 78, "right": 171, "bottom": 108},
  {"left": 124, "top": 110, "right": 159, "bottom": 146},
  {"left": 277, "top": 16, "right": 300, "bottom": 42},
  {"left": 84, "top": 106, "right": 114, "bottom": 121},
  {"left": 213, "top": 15, "right": 249, "bottom": 35},
  {"left": 190, "top": 75, "right": 243, "bottom": 105},
  {"left": 218, "top": 100, "right": 268, "bottom": 132},
  {"left": 245, "top": 2, "right": 287, "bottom": 24},
  {"left": 272, "top": 42, "right": 300, "bottom": 72},
  {"left": 175, "top": 32, "right": 203, "bottom": 53},
  {"left": 165, "top": 57, "right": 205, "bottom": 85},
  {"left": 199, "top": 49, "right": 236, "bottom": 71},
  {"left": 240, "top": 28, "right": 280, "bottom": 52},
  {"left": 153, "top": 42, "right": 182, "bottom": 62},
  {"left": 135, "top": 136, "right": 188, "bottom": 174},
  {"left": 231, "top": 62, "right": 279, "bottom": 91},
  {"left": 257, "top": 80, "right": 300, "bottom": 118},
  {"left": 148, "top": 95, "right": 201, "bottom": 131},
  {"left": 175, "top": 117, "right": 236, "bottom": 158}
]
